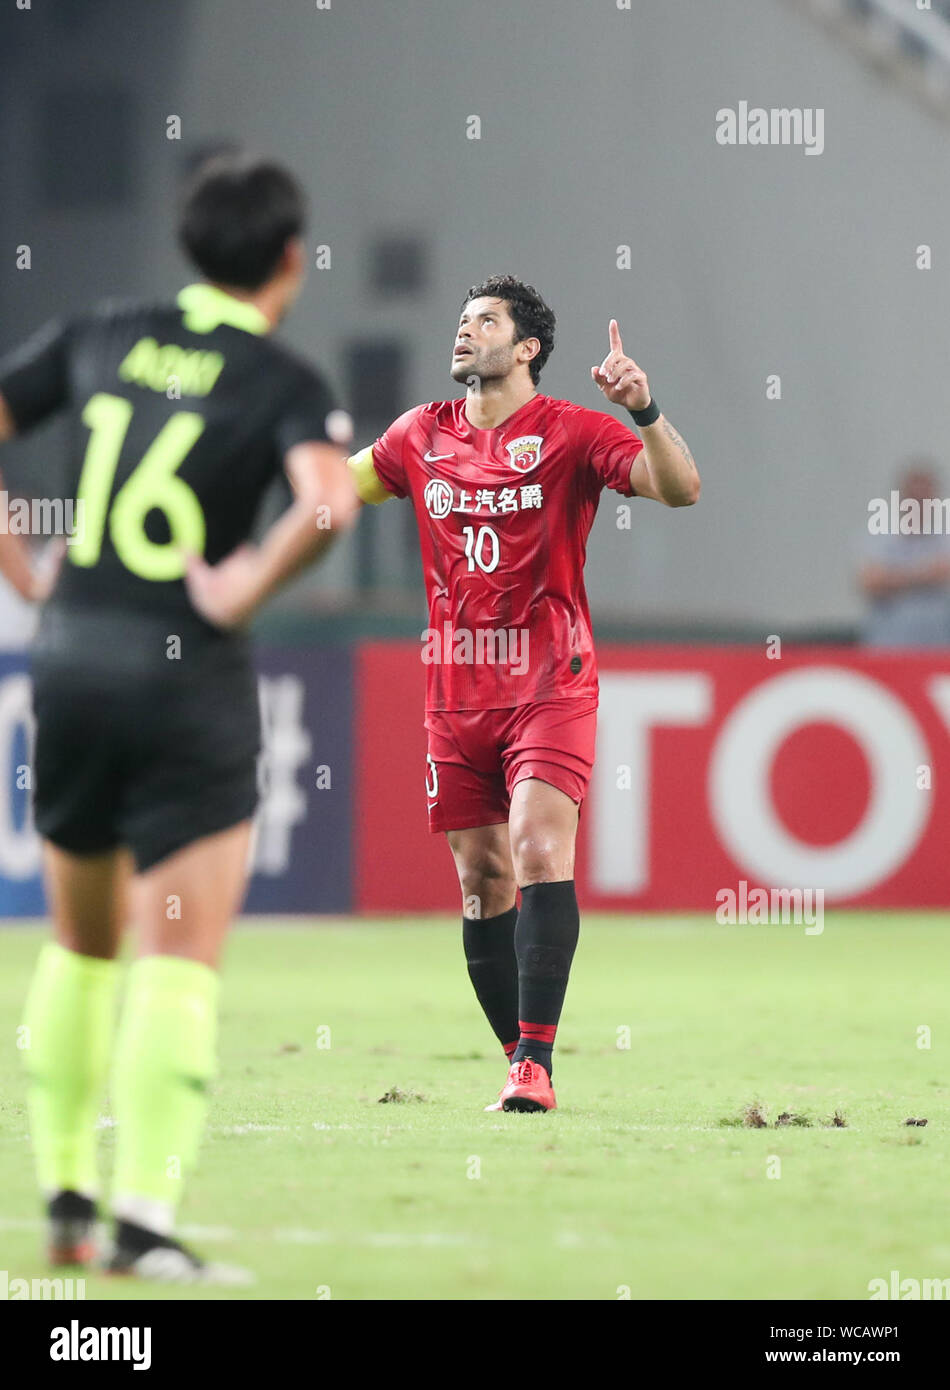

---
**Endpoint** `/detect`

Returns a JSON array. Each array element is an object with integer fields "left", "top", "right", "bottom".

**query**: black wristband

[{"left": 628, "top": 398, "right": 660, "bottom": 428}]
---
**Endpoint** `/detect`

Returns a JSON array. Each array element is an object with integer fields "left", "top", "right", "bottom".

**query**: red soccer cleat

[
  {"left": 49, "top": 1234, "right": 96, "bottom": 1266},
  {"left": 495, "top": 1058, "right": 557, "bottom": 1113}
]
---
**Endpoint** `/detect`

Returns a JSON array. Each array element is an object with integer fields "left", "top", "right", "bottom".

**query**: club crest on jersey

[{"left": 504, "top": 435, "right": 543, "bottom": 474}]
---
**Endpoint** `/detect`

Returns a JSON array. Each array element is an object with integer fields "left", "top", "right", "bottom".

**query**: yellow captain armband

[{"left": 347, "top": 445, "right": 394, "bottom": 505}]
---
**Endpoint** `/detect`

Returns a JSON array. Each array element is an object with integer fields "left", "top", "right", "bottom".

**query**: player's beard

[{"left": 450, "top": 341, "right": 517, "bottom": 386}]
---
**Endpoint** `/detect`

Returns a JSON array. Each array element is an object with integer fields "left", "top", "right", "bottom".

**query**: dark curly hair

[{"left": 461, "top": 275, "right": 556, "bottom": 385}]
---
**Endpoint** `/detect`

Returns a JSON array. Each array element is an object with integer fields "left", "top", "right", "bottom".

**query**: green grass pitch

[{"left": 1, "top": 914, "right": 947, "bottom": 1300}]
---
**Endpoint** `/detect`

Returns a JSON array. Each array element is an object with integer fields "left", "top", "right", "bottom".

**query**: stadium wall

[
  {"left": 2, "top": 643, "right": 950, "bottom": 918},
  {"left": 147, "top": 0, "right": 950, "bottom": 632}
]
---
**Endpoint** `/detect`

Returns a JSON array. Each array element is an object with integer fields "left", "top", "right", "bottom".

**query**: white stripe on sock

[{"left": 112, "top": 1194, "right": 174, "bottom": 1236}]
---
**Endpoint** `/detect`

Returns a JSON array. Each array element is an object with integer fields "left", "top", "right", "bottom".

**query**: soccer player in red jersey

[{"left": 348, "top": 275, "right": 699, "bottom": 1112}]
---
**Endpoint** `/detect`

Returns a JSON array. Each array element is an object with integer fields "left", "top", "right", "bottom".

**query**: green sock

[
  {"left": 22, "top": 941, "right": 119, "bottom": 1198},
  {"left": 111, "top": 955, "right": 219, "bottom": 1226}
]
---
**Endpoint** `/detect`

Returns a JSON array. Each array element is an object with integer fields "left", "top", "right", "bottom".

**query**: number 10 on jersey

[{"left": 461, "top": 524, "right": 500, "bottom": 574}]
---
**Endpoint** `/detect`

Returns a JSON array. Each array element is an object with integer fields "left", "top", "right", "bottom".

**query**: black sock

[
  {"left": 462, "top": 905, "right": 519, "bottom": 1059},
  {"left": 49, "top": 1190, "right": 96, "bottom": 1222},
  {"left": 511, "top": 881, "right": 580, "bottom": 1080},
  {"left": 113, "top": 1219, "right": 182, "bottom": 1256}
]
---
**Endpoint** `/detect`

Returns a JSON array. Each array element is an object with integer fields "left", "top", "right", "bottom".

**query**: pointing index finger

[{"left": 608, "top": 318, "right": 623, "bottom": 354}]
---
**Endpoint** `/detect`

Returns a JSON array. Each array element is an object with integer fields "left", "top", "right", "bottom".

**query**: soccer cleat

[
  {"left": 498, "top": 1058, "right": 557, "bottom": 1113},
  {"left": 47, "top": 1190, "right": 98, "bottom": 1266},
  {"left": 104, "top": 1219, "right": 254, "bottom": 1286}
]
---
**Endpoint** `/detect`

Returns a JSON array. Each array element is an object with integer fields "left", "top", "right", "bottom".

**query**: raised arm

[{"left": 591, "top": 319, "right": 700, "bottom": 507}]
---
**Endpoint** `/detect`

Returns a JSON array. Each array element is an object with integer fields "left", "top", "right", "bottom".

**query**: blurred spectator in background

[
  {"left": 859, "top": 459, "right": 950, "bottom": 647},
  {"left": 0, "top": 585, "right": 38, "bottom": 652}
]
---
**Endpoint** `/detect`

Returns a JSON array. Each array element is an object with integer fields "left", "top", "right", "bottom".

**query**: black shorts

[{"left": 31, "top": 607, "right": 260, "bottom": 873}]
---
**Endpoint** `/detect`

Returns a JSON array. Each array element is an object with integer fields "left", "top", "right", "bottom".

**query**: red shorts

[{"left": 423, "top": 696, "right": 598, "bottom": 833}]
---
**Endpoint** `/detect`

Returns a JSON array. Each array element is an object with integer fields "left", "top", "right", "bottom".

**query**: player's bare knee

[
  {"left": 511, "top": 833, "right": 573, "bottom": 886},
  {"left": 456, "top": 851, "right": 516, "bottom": 919}
]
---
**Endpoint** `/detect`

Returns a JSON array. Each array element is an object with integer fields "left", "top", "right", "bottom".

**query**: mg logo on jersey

[
  {"left": 504, "top": 435, "right": 543, "bottom": 474},
  {"left": 423, "top": 478, "right": 454, "bottom": 519}
]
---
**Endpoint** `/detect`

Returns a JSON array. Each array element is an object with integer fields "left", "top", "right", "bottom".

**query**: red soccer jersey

[{"left": 366, "top": 393, "right": 643, "bottom": 711}]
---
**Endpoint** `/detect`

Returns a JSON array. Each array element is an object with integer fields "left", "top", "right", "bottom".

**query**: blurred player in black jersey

[{"left": 0, "top": 152, "right": 358, "bottom": 1283}]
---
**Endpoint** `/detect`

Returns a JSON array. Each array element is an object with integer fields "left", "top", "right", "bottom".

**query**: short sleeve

[
  {"left": 570, "top": 407, "right": 643, "bottom": 497},
  {"left": 0, "top": 318, "right": 73, "bottom": 430},
  {"left": 274, "top": 367, "right": 352, "bottom": 456},
  {"left": 361, "top": 406, "right": 420, "bottom": 502}
]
